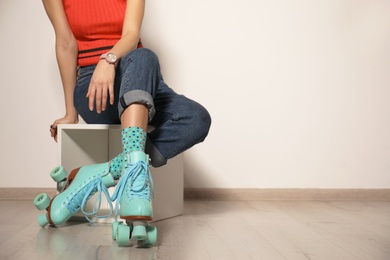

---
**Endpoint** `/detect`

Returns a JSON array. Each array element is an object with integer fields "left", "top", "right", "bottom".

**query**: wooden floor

[{"left": 0, "top": 200, "right": 389, "bottom": 260}]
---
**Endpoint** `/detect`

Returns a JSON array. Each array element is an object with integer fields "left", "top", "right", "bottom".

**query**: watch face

[{"left": 106, "top": 53, "right": 117, "bottom": 63}]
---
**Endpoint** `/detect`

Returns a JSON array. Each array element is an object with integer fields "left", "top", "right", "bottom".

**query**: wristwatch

[{"left": 99, "top": 52, "right": 118, "bottom": 67}]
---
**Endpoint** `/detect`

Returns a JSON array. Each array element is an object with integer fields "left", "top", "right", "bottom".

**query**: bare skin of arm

[
  {"left": 86, "top": 0, "right": 149, "bottom": 131},
  {"left": 42, "top": 0, "right": 79, "bottom": 141},
  {"left": 86, "top": 0, "right": 146, "bottom": 115},
  {"left": 44, "top": 0, "right": 147, "bottom": 140}
]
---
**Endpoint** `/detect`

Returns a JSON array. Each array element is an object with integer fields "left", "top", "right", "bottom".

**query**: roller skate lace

[
  {"left": 66, "top": 175, "right": 113, "bottom": 224},
  {"left": 110, "top": 161, "right": 154, "bottom": 221}
]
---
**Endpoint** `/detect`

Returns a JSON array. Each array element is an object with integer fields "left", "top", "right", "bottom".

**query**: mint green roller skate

[
  {"left": 111, "top": 151, "right": 157, "bottom": 247},
  {"left": 33, "top": 163, "right": 116, "bottom": 227}
]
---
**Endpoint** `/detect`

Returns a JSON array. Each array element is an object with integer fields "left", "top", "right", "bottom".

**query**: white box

[{"left": 57, "top": 124, "right": 183, "bottom": 222}]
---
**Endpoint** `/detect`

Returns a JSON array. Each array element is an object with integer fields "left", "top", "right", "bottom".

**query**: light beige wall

[{"left": 0, "top": 0, "right": 389, "bottom": 188}]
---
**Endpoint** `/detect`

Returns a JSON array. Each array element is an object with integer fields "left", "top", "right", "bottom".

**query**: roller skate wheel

[
  {"left": 37, "top": 214, "right": 49, "bottom": 227},
  {"left": 34, "top": 193, "right": 51, "bottom": 210},
  {"left": 132, "top": 225, "right": 147, "bottom": 240},
  {"left": 112, "top": 221, "right": 121, "bottom": 241},
  {"left": 144, "top": 226, "right": 157, "bottom": 246},
  {"left": 50, "top": 166, "right": 67, "bottom": 183},
  {"left": 117, "top": 224, "right": 131, "bottom": 247}
]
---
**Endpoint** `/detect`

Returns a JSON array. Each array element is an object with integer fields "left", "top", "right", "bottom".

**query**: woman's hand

[
  {"left": 50, "top": 113, "right": 79, "bottom": 142},
  {"left": 86, "top": 61, "right": 116, "bottom": 114}
]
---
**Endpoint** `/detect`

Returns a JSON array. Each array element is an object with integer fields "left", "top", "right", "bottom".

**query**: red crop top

[{"left": 63, "top": 0, "right": 142, "bottom": 67}]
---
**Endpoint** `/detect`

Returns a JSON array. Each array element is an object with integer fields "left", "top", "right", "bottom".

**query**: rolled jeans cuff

[{"left": 118, "top": 89, "right": 155, "bottom": 121}]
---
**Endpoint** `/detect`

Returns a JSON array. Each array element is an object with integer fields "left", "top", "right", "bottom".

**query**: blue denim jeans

[{"left": 74, "top": 48, "right": 211, "bottom": 167}]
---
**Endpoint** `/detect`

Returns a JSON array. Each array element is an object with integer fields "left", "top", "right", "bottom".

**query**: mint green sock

[
  {"left": 109, "top": 127, "right": 147, "bottom": 179},
  {"left": 122, "top": 126, "right": 147, "bottom": 153},
  {"left": 109, "top": 153, "right": 122, "bottom": 179},
  {"left": 122, "top": 126, "right": 147, "bottom": 168}
]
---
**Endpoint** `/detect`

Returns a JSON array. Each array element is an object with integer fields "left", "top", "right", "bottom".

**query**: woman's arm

[
  {"left": 42, "top": 0, "right": 79, "bottom": 140},
  {"left": 87, "top": 0, "right": 145, "bottom": 114},
  {"left": 113, "top": 0, "right": 146, "bottom": 58}
]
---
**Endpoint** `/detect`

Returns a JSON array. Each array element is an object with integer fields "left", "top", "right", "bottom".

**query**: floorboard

[{"left": 0, "top": 200, "right": 389, "bottom": 260}]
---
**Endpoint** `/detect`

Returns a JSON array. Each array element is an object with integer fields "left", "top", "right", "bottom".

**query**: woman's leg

[
  {"left": 112, "top": 48, "right": 211, "bottom": 245},
  {"left": 111, "top": 49, "right": 158, "bottom": 245},
  {"left": 148, "top": 82, "right": 212, "bottom": 167},
  {"left": 115, "top": 48, "right": 159, "bottom": 171},
  {"left": 74, "top": 48, "right": 211, "bottom": 169},
  {"left": 116, "top": 48, "right": 211, "bottom": 168},
  {"left": 74, "top": 48, "right": 159, "bottom": 175}
]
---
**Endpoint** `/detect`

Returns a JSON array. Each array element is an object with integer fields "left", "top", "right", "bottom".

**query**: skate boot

[
  {"left": 33, "top": 162, "right": 116, "bottom": 227},
  {"left": 111, "top": 151, "right": 157, "bottom": 247}
]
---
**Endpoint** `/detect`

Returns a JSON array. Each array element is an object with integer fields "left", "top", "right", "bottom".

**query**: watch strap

[{"left": 99, "top": 53, "right": 118, "bottom": 68}]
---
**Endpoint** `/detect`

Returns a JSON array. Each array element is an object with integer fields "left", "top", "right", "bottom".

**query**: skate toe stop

[{"left": 37, "top": 214, "right": 49, "bottom": 227}]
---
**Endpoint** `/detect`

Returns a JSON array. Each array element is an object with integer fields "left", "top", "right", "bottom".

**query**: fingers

[
  {"left": 101, "top": 90, "right": 108, "bottom": 112},
  {"left": 101, "top": 83, "right": 115, "bottom": 110},
  {"left": 50, "top": 124, "right": 56, "bottom": 137},
  {"left": 95, "top": 88, "right": 102, "bottom": 113},
  {"left": 87, "top": 84, "right": 114, "bottom": 113},
  {"left": 87, "top": 86, "right": 104, "bottom": 113},
  {"left": 87, "top": 65, "right": 116, "bottom": 113},
  {"left": 109, "top": 83, "right": 115, "bottom": 105},
  {"left": 87, "top": 87, "right": 95, "bottom": 112},
  {"left": 50, "top": 115, "right": 79, "bottom": 142},
  {"left": 50, "top": 124, "right": 58, "bottom": 142}
]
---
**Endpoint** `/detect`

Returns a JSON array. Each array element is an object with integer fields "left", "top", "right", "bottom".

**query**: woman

[{"left": 36, "top": 0, "right": 211, "bottom": 246}]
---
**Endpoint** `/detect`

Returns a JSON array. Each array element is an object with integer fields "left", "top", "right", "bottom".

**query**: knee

[
  {"left": 121, "top": 48, "right": 159, "bottom": 68},
  {"left": 189, "top": 102, "right": 212, "bottom": 143}
]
